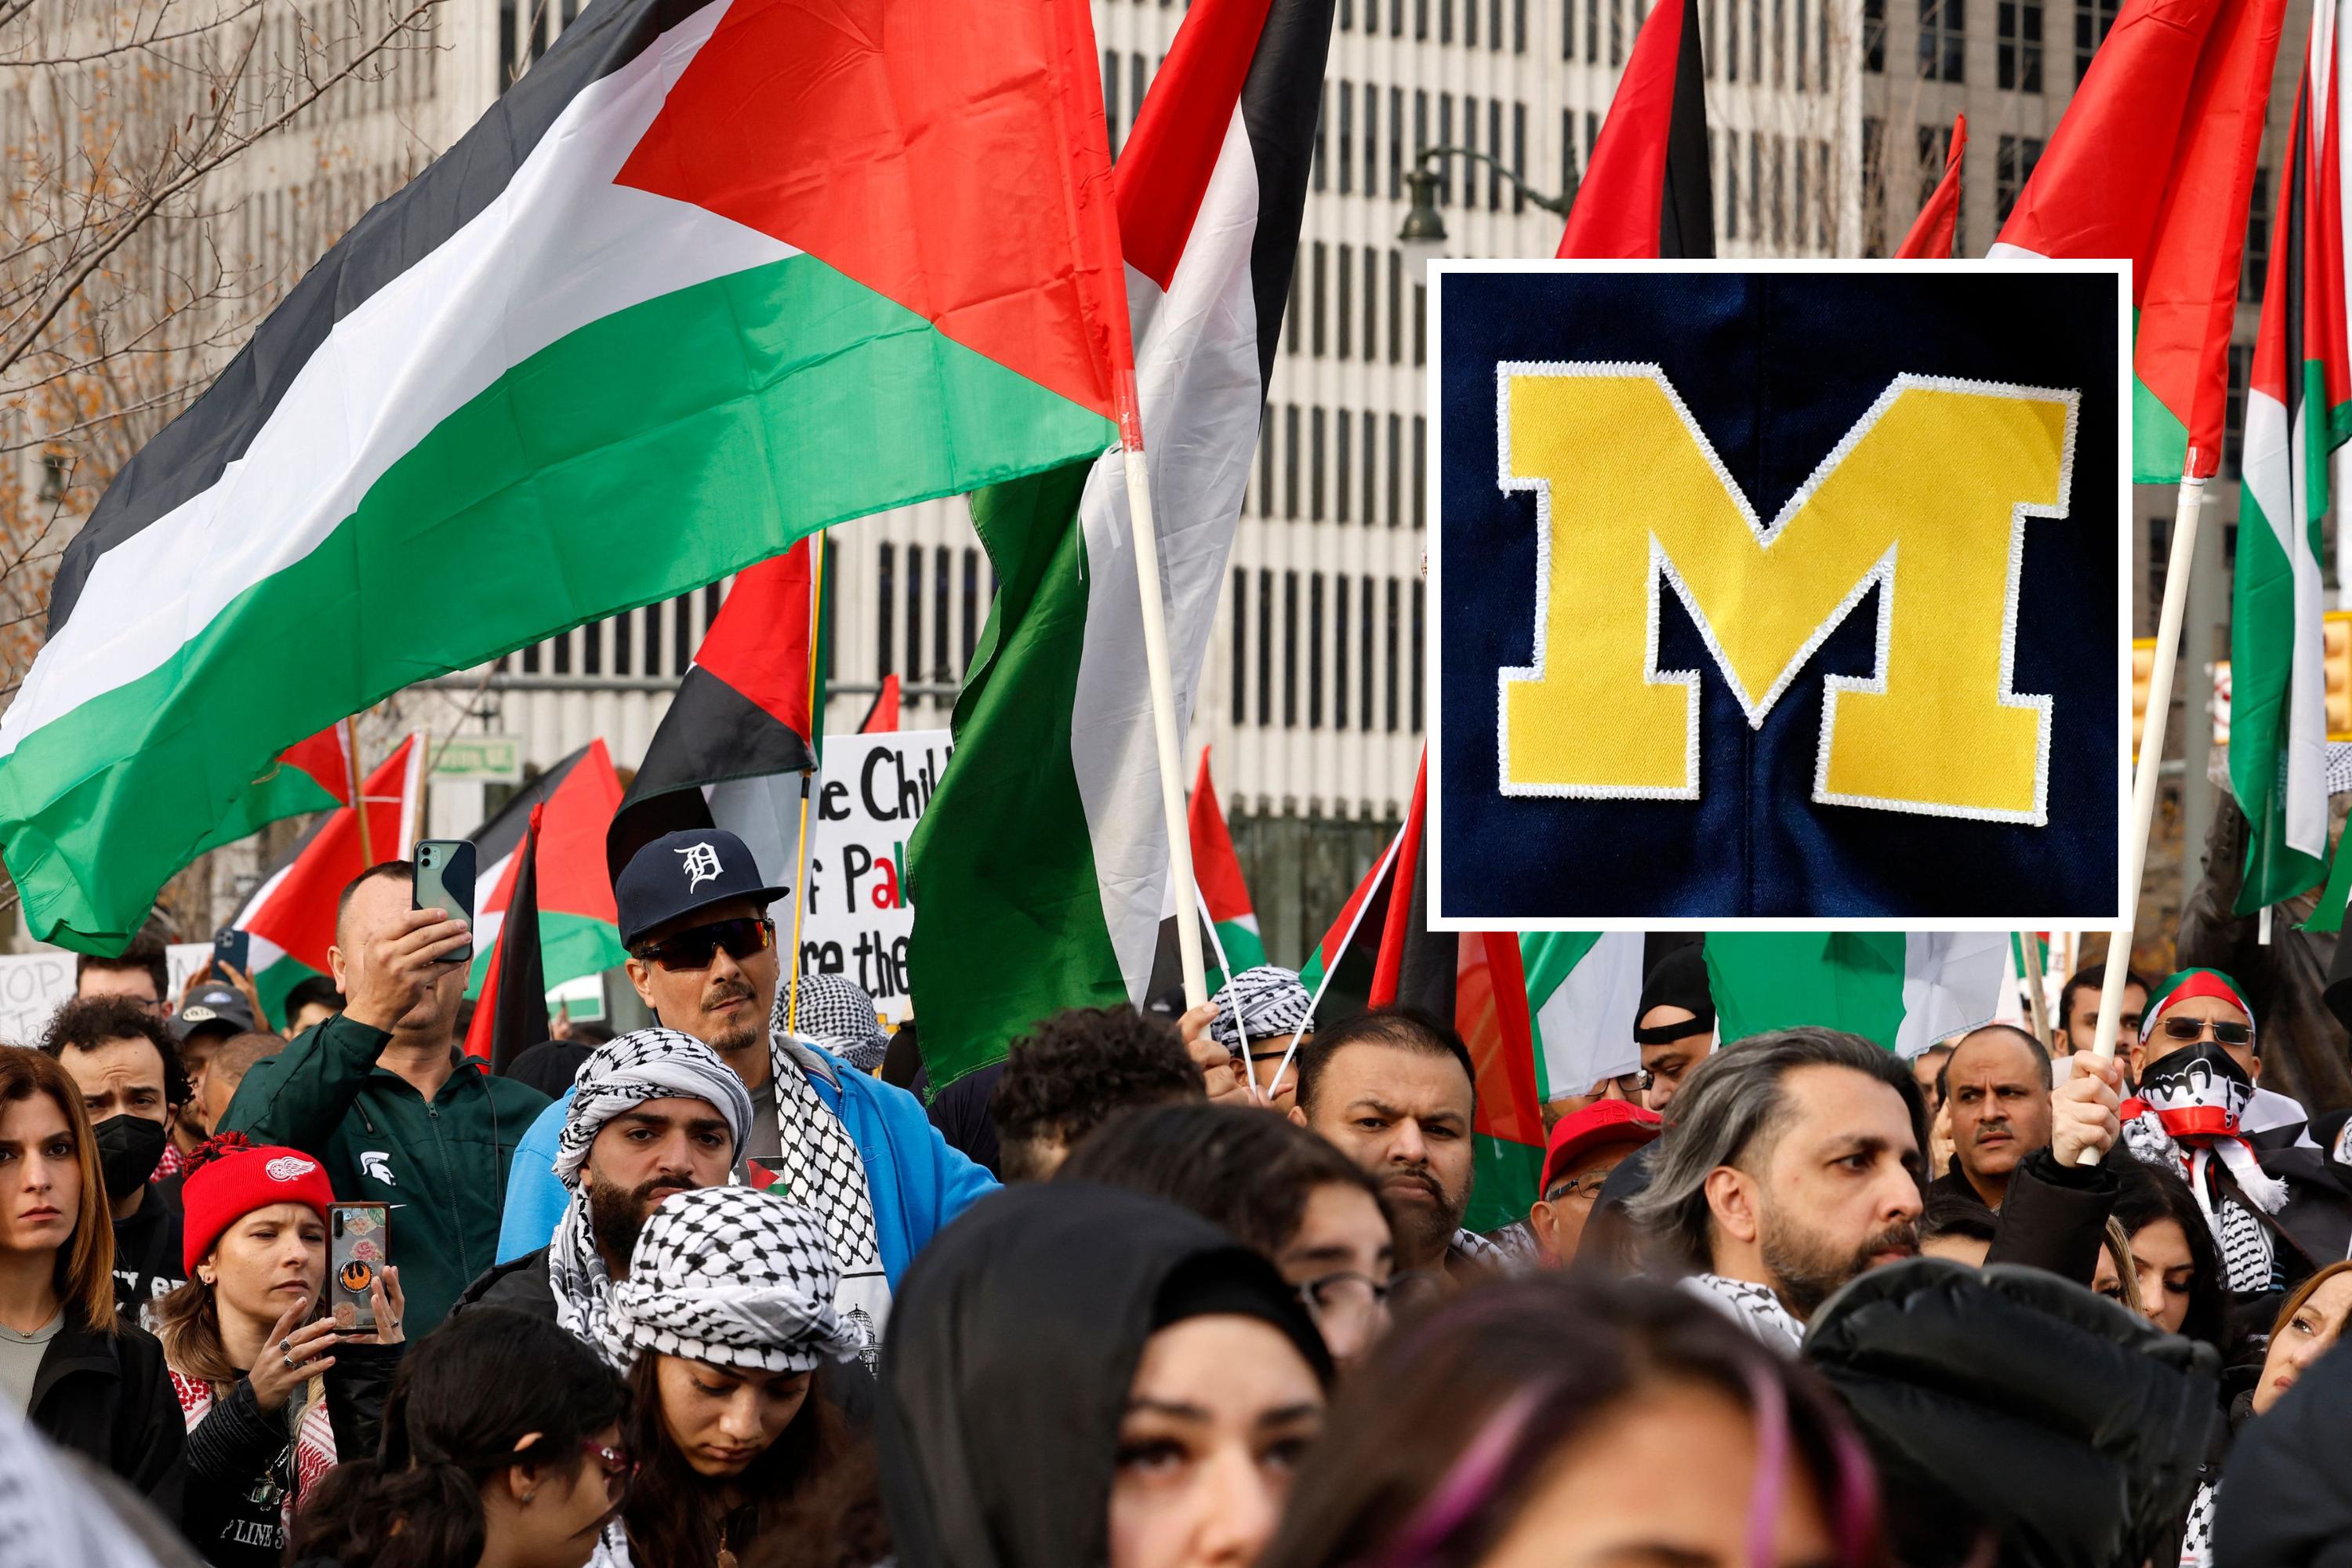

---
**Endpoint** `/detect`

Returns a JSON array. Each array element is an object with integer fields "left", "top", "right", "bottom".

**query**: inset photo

[{"left": 1428, "top": 263, "right": 2129, "bottom": 926}]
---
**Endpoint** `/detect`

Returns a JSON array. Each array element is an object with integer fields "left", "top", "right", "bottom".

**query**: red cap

[
  {"left": 1539, "top": 1099, "right": 1663, "bottom": 1196},
  {"left": 181, "top": 1136, "right": 336, "bottom": 1276}
]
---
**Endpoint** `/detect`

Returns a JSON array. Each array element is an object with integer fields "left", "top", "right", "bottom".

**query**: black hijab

[
  {"left": 1635, "top": 944, "right": 1715, "bottom": 1042},
  {"left": 877, "top": 1181, "right": 1332, "bottom": 1568}
]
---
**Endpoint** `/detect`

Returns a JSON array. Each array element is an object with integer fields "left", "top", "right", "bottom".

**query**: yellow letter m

[{"left": 1497, "top": 365, "right": 2078, "bottom": 823}]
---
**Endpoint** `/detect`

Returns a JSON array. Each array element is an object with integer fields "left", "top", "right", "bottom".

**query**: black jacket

[
  {"left": 31, "top": 1309, "right": 184, "bottom": 1519},
  {"left": 453, "top": 1249, "right": 877, "bottom": 1431},
  {"left": 180, "top": 1341, "right": 405, "bottom": 1567},
  {"left": 1986, "top": 1149, "right": 2119, "bottom": 1284}
]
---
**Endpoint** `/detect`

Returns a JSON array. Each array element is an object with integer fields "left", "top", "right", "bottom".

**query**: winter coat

[
  {"left": 1986, "top": 1148, "right": 2120, "bottom": 1285},
  {"left": 30, "top": 1308, "right": 185, "bottom": 1519},
  {"left": 220, "top": 1014, "right": 552, "bottom": 1334},
  {"left": 2212, "top": 1338, "right": 2352, "bottom": 1567}
]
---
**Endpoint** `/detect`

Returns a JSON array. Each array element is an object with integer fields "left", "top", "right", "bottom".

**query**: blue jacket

[{"left": 495, "top": 1043, "right": 995, "bottom": 1280}]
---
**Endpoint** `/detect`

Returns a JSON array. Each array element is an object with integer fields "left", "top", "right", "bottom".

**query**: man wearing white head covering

[{"left": 1207, "top": 965, "right": 1316, "bottom": 1110}]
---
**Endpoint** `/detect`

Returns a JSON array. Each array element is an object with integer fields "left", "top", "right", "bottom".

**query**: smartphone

[
  {"left": 212, "top": 926, "right": 251, "bottom": 979},
  {"left": 328, "top": 1203, "right": 388, "bottom": 1333},
  {"left": 412, "top": 839, "right": 476, "bottom": 964}
]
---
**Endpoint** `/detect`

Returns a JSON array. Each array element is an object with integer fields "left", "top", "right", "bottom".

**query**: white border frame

[{"left": 1425, "top": 257, "right": 2133, "bottom": 933}]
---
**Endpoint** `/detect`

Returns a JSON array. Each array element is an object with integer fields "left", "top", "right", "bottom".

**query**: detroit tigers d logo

[{"left": 1496, "top": 365, "right": 2078, "bottom": 823}]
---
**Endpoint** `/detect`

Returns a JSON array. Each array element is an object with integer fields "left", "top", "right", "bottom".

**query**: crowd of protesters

[{"left": 5, "top": 831, "right": 2352, "bottom": 1568}]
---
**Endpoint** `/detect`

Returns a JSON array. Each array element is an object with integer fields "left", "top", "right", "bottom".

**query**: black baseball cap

[
  {"left": 615, "top": 828, "right": 789, "bottom": 950},
  {"left": 174, "top": 984, "right": 259, "bottom": 1041}
]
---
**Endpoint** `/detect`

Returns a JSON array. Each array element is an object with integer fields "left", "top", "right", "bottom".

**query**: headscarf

[
  {"left": 2121, "top": 968, "right": 2290, "bottom": 1290},
  {"left": 603, "top": 1188, "right": 866, "bottom": 1374},
  {"left": 782, "top": 973, "right": 892, "bottom": 1073},
  {"left": 1208, "top": 966, "right": 1314, "bottom": 1052},
  {"left": 878, "top": 1182, "right": 1332, "bottom": 1568},
  {"left": 553, "top": 1029, "right": 754, "bottom": 1189},
  {"left": 1635, "top": 943, "right": 1715, "bottom": 1044}
]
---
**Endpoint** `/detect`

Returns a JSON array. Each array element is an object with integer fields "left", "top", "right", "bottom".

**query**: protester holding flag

[
  {"left": 220, "top": 863, "right": 550, "bottom": 1335},
  {"left": 1204, "top": 967, "right": 1316, "bottom": 1112},
  {"left": 495, "top": 830, "right": 994, "bottom": 1349}
]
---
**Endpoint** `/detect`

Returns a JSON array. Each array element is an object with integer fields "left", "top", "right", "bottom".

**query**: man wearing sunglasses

[
  {"left": 2119, "top": 967, "right": 2352, "bottom": 1305},
  {"left": 494, "top": 829, "right": 995, "bottom": 1353}
]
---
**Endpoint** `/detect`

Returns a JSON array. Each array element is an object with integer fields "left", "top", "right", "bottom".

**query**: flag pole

[
  {"left": 787, "top": 535, "right": 826, "bottom": 1034},
  {"left": 2018, "top": 931, "right": 2049, "bottom": 1044},
  {"left": 2082, "top": 474, "right": 2206, "bottom": 1151},
  {"left": 1117, "top": 386, "right": 1210, "bottom": 1011},
  {"left": 345, "top": 716, "right": 372, "bottom": 866}
]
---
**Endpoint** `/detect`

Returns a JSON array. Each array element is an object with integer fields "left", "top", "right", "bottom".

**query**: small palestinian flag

[
  {"left": 1554, "top": 0, "right": 1713, "bottom": 258},
  {"left": 1703, "top": 933, "right": 2010, "bottom": 1055},
  {"left": 234, "top": 735, "right": 425, "bottom": 1025},
  {"left": 466, "top": 804, "right": 549, "bottom": 1073},
  {"left": 1298, "top": 754, "right": 1422, "bottom": 1003},
  {"left": 1896, "top": 114, "right": 1967, "bottom": 260},
  {"left": 1990, "top": 0, "right": 2285, "bottom": 480},
  {"left": 858, "top": 675, "right": 902, "bottom": 735},
  {"left": 1190, "top": 749, "right": 1265, "bottom": 989},
  {"left": 1521, "top": 933, "right": 1647, "bottom": 1100},
  {"left": 466, "top": 739, "right": 626, "bottom": 999},
  {"left": 0, "top": 0, "right": 1132, "bottom": 955},
  {"left": 607, "top": 541, "right": 820, "bottom": 881}
]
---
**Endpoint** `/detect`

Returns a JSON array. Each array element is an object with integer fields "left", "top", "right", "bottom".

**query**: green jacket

[{"left": 220, "top": 1014, "right": 550, "bottom": 1334}]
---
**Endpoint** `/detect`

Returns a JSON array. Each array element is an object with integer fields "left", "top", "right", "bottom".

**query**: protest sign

[
  {"left": 794, "top": 730, "right": 951, "bottom": 1020},
  {"left": 0, "top": 952, "right": 76, "bottom": 1044},
  {"left": 166, "top": 942, "right": 213, "bottom": 1000}
]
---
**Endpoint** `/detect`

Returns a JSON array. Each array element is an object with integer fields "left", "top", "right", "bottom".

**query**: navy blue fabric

[{"left": 1439, "top": 271, "right": 2120, "bottom": 918}]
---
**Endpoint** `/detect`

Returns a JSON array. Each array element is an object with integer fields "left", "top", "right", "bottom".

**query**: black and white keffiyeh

[
  {"left": 761, "top": 1019, "right": 890, "bottom": 1356},
  {"left": 1679, "top": 1274, "right": 1805, "bottom": 1353},
  {"left": 553, "top": 1029, "right": 754, "bottom": 1189},
  {"left": 1208, "top": 965, "right": 1314, "bottom": 1052},
  {"left": 602, "top": 1187, "right": 866, "bottom": 1374},
  {"left": 779, "top": 972, "right": 891, "bottom": 1073}
]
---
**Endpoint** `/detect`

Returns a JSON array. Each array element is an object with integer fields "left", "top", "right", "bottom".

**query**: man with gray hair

[{"left": 1628, "top": 1027, "right": 1928, "bottom": 1350}]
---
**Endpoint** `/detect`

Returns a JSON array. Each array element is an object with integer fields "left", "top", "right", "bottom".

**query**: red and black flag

[
  {"left": 1555, "top": 0, "right": 1713, "bottom": 257},
  {"left": 1896, "top": 114, "right": 1967, "bottom": 258},
  {"left": 466, "top": 805, "right": 548, "bottom": 1074},
  {"left": 607, "top": 538, "right": 822, "bottom": 880}
]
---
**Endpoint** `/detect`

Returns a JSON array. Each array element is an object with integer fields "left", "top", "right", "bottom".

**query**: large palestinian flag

[
  {"left": 2235, "top": 31, "right": 2351, "bottom": 917},
  {"left": 1554, "top": 0, "right": 1712, "bottom": 258},
  {"left": 0, "top": 0, "right": 1132, "bottom": 955},
  {"left": 1703, "top": 932, "right": 2011, "bottom": 1057},
  {"left": 1990, "top": 0, "right": 2285, "bottom": 481},
  {"left": 907, "top": 0, "right": 1337, "bottom": 1087},
  {"left": 234, "top": 735, "right": 426, "bottom": 1025},
  {"left": 466, "top": 739, "right": 627, "bottom": 997}
]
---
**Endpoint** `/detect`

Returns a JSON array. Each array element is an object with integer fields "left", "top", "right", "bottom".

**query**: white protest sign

[
  {"left": 0, "top": 952, "right": 76, "bottom": 1045},
  {"left": 166, "top": 942, "right": 213, "bottom": 1000},
  {"left": 793, "top": 730, "right": 950, "bottom": 1021}
]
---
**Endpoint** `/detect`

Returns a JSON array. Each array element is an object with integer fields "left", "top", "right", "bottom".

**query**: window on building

[
  {"left": 1795, "top": 0, "right": 1808, "bottom": 85},
  {"left": 1464, "top": 95, "right": 1480, "bottom": 210},
  {"left": 1994, "top": 132, "right": 2041, "bottom": 223},
  {"left": 1285, "top": 404, "right": 1301, "bottom": 517},
  {"left": 2224, "top": 343, "right": 2252, "bottom": 477},
  {"left": 1131, "top": 55, "right": 1146, "bottom": 132},
  {"left": 1308, "top": 575, "right": 1325, "bottom": 728},
  {"left": 1363, "top": 410, "right": 1377, "bottom": 525},
  {"left": 1918, "top": 121, "right": 1951, "bottom": 210},
  {"left": 1563, "top": 108, "right": 1581, "bottom": 193},
  {"left": 1726, "top": 0, "right": 1739, "bottom": 78},
  {"left": 1610, "top": 0, "right": 1624, "bottom": 63},
  {"left": 1773, "top": 0, "right": 1784, "bottom": 83},
  {"left": 1514, "top": 103, "right": 1528, "bottom": 212},
  {"left": 1490, "top": 100, "right": 1505, "bottom": 207},
  {"left": 1412, "top": 415, "right": 1427, "bottom": 526},
  {"left": 905, "top": 546, "right": 924, "bottom": 682},
  {"left": 1385, "top": 579, "right": 1401, "bottom": 731},
  {"left": 1259, "top": 406, "right": 1274, "bottom": 516},
  {"left": 1103, "top": 51, "right": 1121, "bottom": 153},
  {"left": 674, "top": 592, "right": 695, "bottom": 675},
  {"left": 1918, "top": 0, "right": 1962, "bottom": 79},
  {"left": 1338, "top": 83, "right": 1354, "bottom": 194},
  {"left": 1389, "top": 248, "right": 1403, "bottom": 365},
  {"left": 1565, "top": 0, "right": 1577, "bottom": 56},
  {"left": 1586, "top": 0, "right": 1599, "bottom": 60},
  {"left": 1337, "top": 411, "right": 1352, "bottom": 521},
  {"left": 1312, "top": 241, "right": 1327, "bottom": 356},
  {"left": 1364, "top": 86, "right": 1379, "bottom": 193},
  {"left": 1283, "top": 571, "right": 1300, "bottom": 727},
  {"left": 1231, "top": 569, "right": 1249, "bottom": 722},
  {"left": 1391, "top": 86, "right": 1405, "bottom": 197},
  {"left": 1410, "top": 581, "right": 1425, "bottom": 732},
  {"left": 1258, "top": 568, "right": 1274, "bottom": 723},
  {"left": 1443, "top": 0, "right": 1454, "bottom": 41},
  {"left": 1748, "top": 133, "right": 1761, "bottom": 241},
  {"left": 2242, "top": 166, "right": 2270, "bottom": 302},
  {"left": 1394, "top": 0, "right": 1405, "bottom": 36},
  {"left": 932, "top": 547, "right": 951, "bottom": 680},
  {"left": 1794, "top": 143, "right": 1808, "bottom": 251},
  {"left": 1770, "top": 135, "right": 1785, "bottom": 248},
  {"left": 1726, "top": 130, "right": 1740, "bottom": 240},
  {"left": 1338, "top": 243, "right": 1354, "bottom": 358},
  {"left": 1863, "top": 0, "right": 1884, "bottom": 68},
  {"left": 1311, "top": 407, "right": 1327, "bottom": 520},
  {"left": 1515, "top": 0, "right": 1527, "bottom": 51},
  {"left": 1417, "top": 0, "right": 1428, "bottom": 41},
  {"left": 1998, "top": 0, "right": 2042, "bottom": 90},
  {"left": 1465, "top": 0, "right": 1476, "bottom": 46},
  {"left": 1334, "top": 577, "right": 1351, "bottom": 728},
  {"left": 1861, "top": 116, "right": 1886, "bottom": 253},
  {"left": 1363, "top": 249, "right": 1378, "bottom": 358},
  {"left": 2074, "top": 0, "right": 2115, "bottom": 79},
  {"left": 1360, "top": 577, "right": 1377, "bottom": 731},
  {"left": 1439, "top": 96, "right": 1454, "bottom": 203},
  {"left": 1414, "top": 278, "right": 1426, "bottom": 365},
  {"left": 1288, "top": 264, "right": 1301, "bottom": 356},
  {"left": 1313, "top": 85, "right": 1328, "bottom": 191},
  {"left": 1388, "top": 412, "right": 1403, "bottom": 527}
]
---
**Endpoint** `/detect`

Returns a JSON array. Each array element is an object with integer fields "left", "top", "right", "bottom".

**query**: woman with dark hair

[
  {"left": 0, "top": 1046, "right": 183, "bottom": 1506},
  {"left": 2092, "top": 1152, "right": 2227, "bottom": 1346},
  {"left": 880, "top": 1181, "right": 1334, "bottom": 1568},
  {"left": 288, "top": 1306, "right": 629, "bottom": 1568},
  {"left": 602, "top": 1187, "right": 869, "bottom": 1568},
  {"left": 1257, "top": 1272, "right": 1883, "bottom": 1568},
  {"left": 1060, "top": 1102, "right": 1399, "bottom": 1367},
  {"left": 156, "top": 1134, "right": 406, "bottom": 1566}
]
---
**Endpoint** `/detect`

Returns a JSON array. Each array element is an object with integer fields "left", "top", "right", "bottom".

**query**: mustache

[
  {"left": 699, "top": 978, "right": 757, "bottom": 1009},
  {"left": 1861, "top": 1218, "right": 1920, "bottom": 1259},
  {"left": 1381, "top": 1167, "right": 1444, "bottom": 1202}
]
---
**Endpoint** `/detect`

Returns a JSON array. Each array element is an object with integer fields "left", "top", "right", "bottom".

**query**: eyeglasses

[
  {"left": 631, "top": 916, "right": 775, "bottom": 972},
  {"left": 1542, "top": 1172, "right": 1613, "bottom": 1205},
  {"left": 1295, "top": 1272, "right": 1398, "bottom": 1338},
  {"left": 2159, "top": 1016, "right": 2253, "bottom": 1047},
  {"left": 1604, "top": 1069, "right": 1653, "bottom": 1096}
]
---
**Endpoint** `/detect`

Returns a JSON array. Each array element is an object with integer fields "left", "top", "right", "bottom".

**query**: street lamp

[{"left": 1396, "top": 145, "right": 1573, "bottom": 269}]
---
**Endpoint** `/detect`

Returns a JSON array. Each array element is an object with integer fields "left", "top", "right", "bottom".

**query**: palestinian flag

[
  {"left": 858, "top": 675, "right": 902, "bottom": 735},
  {"left": 1702, "top": 933, "right": 2011, "bottom": 1057},
  {"left": 608, "top": 541, "right": 822, "bottom": 880},
  {"left": 906, "top": 0, "right": 1337, "bottom": 1087},
  {"left": 466, "top": 805, "right": 549, "bottom": 1073},
  {"left": 1896, "top": 114, "right": 1967, "bottom": 260},
  {"left": 1190, "top": 748, "right": 1265, "bottom": 989},
  {"left": 1298, "top": 753, "right": 1422, "bottom": 1002},
  {"left": 232, "top": 735, "right": 426, "bottom": 1026},
  {"left": 1554, "top": 0, "right": 1712, "bottom": 258},
  {"left": 2235, "top": 38, "right": 2351, "bottom": 917},
  {"left": 0, "top": 0, "right": 1133, "bottom": 956},
  {"left": 1520, "top": 932, "right": 1647, "bottom": 1102},
  {"left": 1990, "top": 0, "right": 2286, "bottom": 481},
  {"left": 466, "top": 739, "right": 626, "bottom": 996}
]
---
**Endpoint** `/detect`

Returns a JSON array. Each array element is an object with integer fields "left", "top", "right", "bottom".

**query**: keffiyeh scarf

[
  {"left": 762, "top": 1003, "right": 890, "bottom": 1359},
  {"left": 1208, "top": 966, "right": 1315, "bottom": 1052},
  {"left": 2122, "top": 1022, "right": 2289, "bottom": 1295},
  {"left": 600, "top": 1187, "right": 866, "bottom": 1374},
  {"left": 781, "top": 973, "right": 891, "bottom": 1073},
  {"left": 1679, "top": 1274, "right": 1804, "bottom": 1352},
  {"left": 553, "top": 1029, "right": 754, "bottom": 1189}
]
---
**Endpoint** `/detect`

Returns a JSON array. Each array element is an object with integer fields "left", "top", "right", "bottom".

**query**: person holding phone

[
  {"left": 155, "top": 1135, "right": 406, "bottom": 1568},
  {"left": 219, "top": 861, "right": 550, "bottom": 1336}
]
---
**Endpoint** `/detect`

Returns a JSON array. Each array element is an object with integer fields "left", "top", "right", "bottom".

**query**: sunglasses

[
  {"left": 2160, "top": 1016, "right": 2252, "bottom": 1047},
  {"left": 632, "top": 916, "right": 775, "bottom": 972}
]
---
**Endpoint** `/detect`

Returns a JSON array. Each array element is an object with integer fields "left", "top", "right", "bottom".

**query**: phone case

[
  {"left": 412, "top": 840, "right": 477, "bottom": 964},
  {"left": 212, "top": 927, "right": 251, "bottom": 977},
  {"left": 328, "top": 1203, "right": 387, "bottom": 1332}
]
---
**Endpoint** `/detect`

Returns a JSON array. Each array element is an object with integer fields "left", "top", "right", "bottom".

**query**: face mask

[
  {"left": 2136, "top": 1040, "right": 2254, "bottom": 1140},
  {"left": 93, "top": 1114, "right": 167, "bottom": 1200}
]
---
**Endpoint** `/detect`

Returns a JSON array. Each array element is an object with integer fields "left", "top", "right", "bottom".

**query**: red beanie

[{"left": 181, "top": 1137, "right": 337, "bottom": 1276}]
